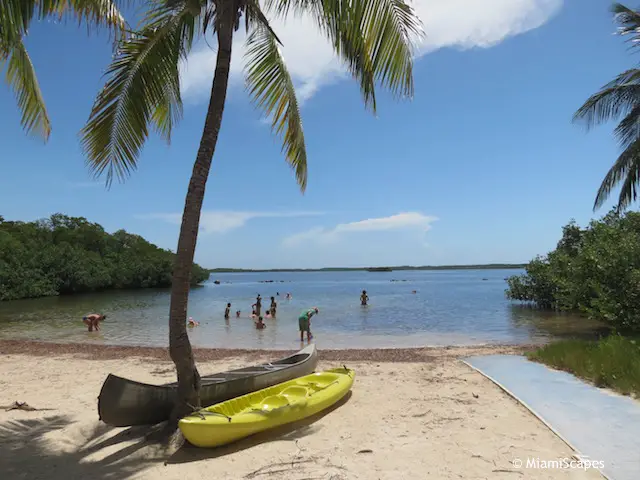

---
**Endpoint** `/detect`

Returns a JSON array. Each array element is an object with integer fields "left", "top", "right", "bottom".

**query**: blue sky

[{"left": 0, "top": 0, "right": 634, "bottom": 269}]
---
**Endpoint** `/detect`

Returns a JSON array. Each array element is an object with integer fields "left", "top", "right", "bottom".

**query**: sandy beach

[{"left": 0, "top": 341, "right": 603, "bottom": 479}]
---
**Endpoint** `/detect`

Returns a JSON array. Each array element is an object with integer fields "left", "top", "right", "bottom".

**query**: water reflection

[{"left": 508, "top": 304, "right": 610, "bottom": 342}]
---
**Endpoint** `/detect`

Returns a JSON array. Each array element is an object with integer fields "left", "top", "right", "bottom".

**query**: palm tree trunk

[{"left": 168, "top": 14, "right": 235, "bottom": 425}]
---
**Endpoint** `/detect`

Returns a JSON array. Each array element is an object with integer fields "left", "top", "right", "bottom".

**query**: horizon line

[{"left": 205, "top": 263, "right": 527, "bottom": 272}]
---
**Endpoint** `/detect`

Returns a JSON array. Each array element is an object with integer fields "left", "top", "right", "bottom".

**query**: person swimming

[
  {"left": 224, "top": 303, "right": 231, "bottom": 319},
  {"left": 255, "top": 316, "right": 266, "bottom": 330},
  {"left": 255, "top": 294, "right": 262, "bottom": 316},
  {"left": 188, "top": 316, "right": 199, "bottom": 327},
  {"left": 270, "top": 296, "right": 277, "bottom": 317},
  {"left": 82, "top": 313, "right": 106, "bottom": 332},
  {"left": 236, "top": 310, "right": 241, "bottom": 318},
  {"left": 298, "top": 307, "right": 318, "bottom": 342},
  {"left": 360, "top": 290, "right": 369, "bottom": 306},
  {"left": 285, "top": 292, "right": 291, "bottom": 300}
]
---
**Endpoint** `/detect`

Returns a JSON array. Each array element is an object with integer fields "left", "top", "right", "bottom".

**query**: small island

[{"left": 366, "top": 267, "right": 393, "bottom": 272}]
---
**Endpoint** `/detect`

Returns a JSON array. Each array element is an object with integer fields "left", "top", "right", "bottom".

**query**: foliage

[
  {"left": 0, "top": 213, "right": 209, "bottom": 301},
  {"left": 506, "top": 210, "right": 640, "bottom": 332},
  {"left": 79, "top": 0, "right": 424, "bottom": 188},
  {"left": 0, "top": 0, "right": 126, "bottom": 140},
  {"left": 528, "top": 335, "right": 640, "bottom": 397},
  {"left": 573, "top": 3, "right": 640, "bottom": 211}
]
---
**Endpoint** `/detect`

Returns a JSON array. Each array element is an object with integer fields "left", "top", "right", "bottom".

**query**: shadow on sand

[
  {"left": 0, "top": 415, "right": 166, "bottom": 480},
  {"left": 0, "top": 391, "right": 352, "bottom": 478},
  {"left": 167, "top": 390, "right": 353, "bottom": 465}
]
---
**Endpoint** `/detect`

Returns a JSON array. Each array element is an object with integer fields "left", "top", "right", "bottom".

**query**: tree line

[
  {"left": 0, "top": 214, "right": 209, "bottom": 301},
  {"left": 506, "top": 210, "right": 640, "bottom": 333},
  {"left": 208, "top": 264, "right": 526, "bottom": 273}
]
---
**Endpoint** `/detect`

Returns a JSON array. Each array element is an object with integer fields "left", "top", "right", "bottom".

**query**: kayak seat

[
  {"left": 280, "top": 386, "right": 309, "bottom": 399},
  {"left": 297, "top": 373, "right": 339, "bottom": 389},
  {"left": 258, "top": 395, "right": 290, "bottom": 411}
]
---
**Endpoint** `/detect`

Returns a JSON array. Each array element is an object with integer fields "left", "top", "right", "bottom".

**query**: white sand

[{"left": 0, "top": 353, "right": 604, "bottom": 479}]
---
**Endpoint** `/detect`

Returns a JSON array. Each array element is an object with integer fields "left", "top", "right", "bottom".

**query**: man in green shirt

[{"left": 298, "top": 307, "right": 319, "bottom": 342}]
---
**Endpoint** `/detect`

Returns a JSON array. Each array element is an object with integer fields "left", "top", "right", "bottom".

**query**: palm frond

[
  {"left": 615, "top": 154, "right": 640, "bottom": 210},
  {"left": 244, "top": 0, "right": 282, "bottom": 44},
  {"left": 360, "top": 0, "right": 423, "bottom": 96},
  {"left": 2, "top": 35, "right": 51, "bottom": 140},
  {"left": 612, "top": 3, "right": 640, "bottom": 47},
  {"left": 79, "top": 2, "right": 198, "bottom": 186},
  {"left": 613, "top": 103, "right": 640, "bottom": 149},
  {"left": 0, "top": 0, "right": 35, "bottom": 46},
  {"left": 594, "top": 137, "right": 640, "bottom": 211},
  {"left": 244, "top": 9, "right": 308, "bottom": 191},
  {"left": 43, "top": 0, "right": 127, "bottom": 33},
  {"left": 573, "top": 68, "right": 640, "bottom": 128},
  {"left": 264, "top": 0, "right": 423, "bottom": 113}
]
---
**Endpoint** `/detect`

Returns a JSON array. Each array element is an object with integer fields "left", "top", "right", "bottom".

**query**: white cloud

[
  {"left": 283, "top": 212, "right": 438, "bottom": 246},
  {"left": 136, "top": 210, "right": 324, "bottom": 234},
  {"left": 180, "top": 0, "right": 563, "bottom": 103}
]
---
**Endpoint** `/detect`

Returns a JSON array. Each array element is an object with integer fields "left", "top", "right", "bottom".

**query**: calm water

[{"left": 0, "top": 269, "right": 605, "bottom": 350}]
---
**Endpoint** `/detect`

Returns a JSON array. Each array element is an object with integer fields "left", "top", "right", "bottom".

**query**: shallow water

[{"left": 0, "top": 269, "right": 605, "bottom": 349}]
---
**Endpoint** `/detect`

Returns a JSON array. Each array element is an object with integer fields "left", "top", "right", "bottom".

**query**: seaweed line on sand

[{"left": 0, "top": 339, "right": 532, "bottom": 363}]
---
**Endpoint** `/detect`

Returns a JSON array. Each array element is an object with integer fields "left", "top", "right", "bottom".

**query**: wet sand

[{"left": 0, "top": 340, "right": 604, "bottom": 479}]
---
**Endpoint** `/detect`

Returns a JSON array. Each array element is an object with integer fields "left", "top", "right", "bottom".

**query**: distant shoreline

[{"left": 207, "top": 263, "right": 526, "bottom": 273}]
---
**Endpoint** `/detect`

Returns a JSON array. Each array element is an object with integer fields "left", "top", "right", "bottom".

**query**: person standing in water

[
  {"left": 270, "top": 296, "right": 277, "bottom": 317},
  {"left": 82, "top": 313, "right": 106, "bottom": 332},
  {"left": 255, "top": 316, "right": 266, "bottom": 330},
  {"left": 298, "top": 307, "right": 319, "bottom": 342},
  {"left": 360, "top": 290, "right": 369, "bottom": 306},
  {"left": 255, "top": 295, "right": 262, "bottom": 317},
  {"left": 224, "top": 303, "right": 231, "bottom": 319}
]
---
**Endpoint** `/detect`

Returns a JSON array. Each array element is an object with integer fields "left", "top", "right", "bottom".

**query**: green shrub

[
  {"left": 506, "top": 210, "right": 640, "bottom": 333},
  {"left": 0, "top": 214, "right": 209, "bottom": 301}
]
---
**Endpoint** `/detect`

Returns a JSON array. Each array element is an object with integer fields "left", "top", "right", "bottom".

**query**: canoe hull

[
  {"left": 98, "top": 344, "right": 318, "bottom": 427},
  {"left": 179, "top": 367, "right": 355, "bottom": 448}
]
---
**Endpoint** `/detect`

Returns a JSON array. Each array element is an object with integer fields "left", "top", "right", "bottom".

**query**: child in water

[
  {"left": 188, "top": 317, "right": 199, "bottom": 327},
  {"left": 224, "top": 303, "right": 231, "bottom": 319},
  {"left": 255, "top": 316, "right": 266, "bottom": 329},
  {"left": 360, "top": 290, "right": 369, "bottom": 306},
  {"left": 236, "top": 310, "right": 241, "bottom": 318},
  {"left": 270, "top": 296, "right": 277, "bottom": 317}
]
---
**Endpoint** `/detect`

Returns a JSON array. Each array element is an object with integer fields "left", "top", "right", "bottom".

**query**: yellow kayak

[{"left": 179, "top": 367, "right": 355, "bottom": 448}]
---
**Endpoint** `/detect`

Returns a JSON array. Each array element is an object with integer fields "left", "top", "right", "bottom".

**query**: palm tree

[
  {"left": 1, "top": 0, "right": 126, "bottom": 140},
  {"left": 574, "top": 3, "right": 640, "bottom": 211},
  {"left": 80, "top": 0, "right": 423, "bottom": 423}
]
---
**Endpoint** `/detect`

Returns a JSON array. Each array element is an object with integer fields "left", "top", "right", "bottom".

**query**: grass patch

[{"left": 527, "top": 335, "right": 640, "bottom": 398}]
